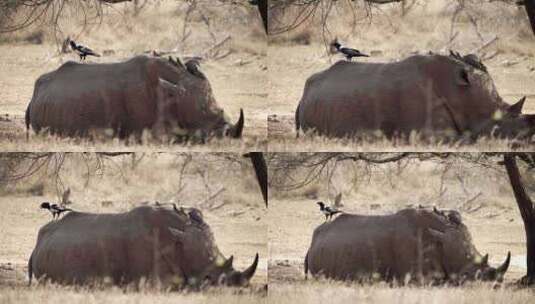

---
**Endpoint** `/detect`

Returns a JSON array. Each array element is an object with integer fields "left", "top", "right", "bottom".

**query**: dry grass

[
  {"left": 268, "top": 154, "right": 532, "bottom": 302},
  {"left": 0, "top": 286, "right": 266, "bottom": 304},
  {"left": 0, "top": 153, "right": 267, "bottom": 302},
  {"left": 270, "top": 281, "right": 534, "bottom": 304},
  {"left": 267, "top": 114, "right": 535, "bottom": 152}
]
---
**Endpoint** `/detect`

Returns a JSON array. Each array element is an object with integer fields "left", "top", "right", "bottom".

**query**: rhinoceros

[
  {"left": 25, "top": 56, "right": 244, "bottom": 141},
  {"left": 28, "top": 205, "right": 258, "bottom": 287},
  {"left": 295, "top": 52, "right": 535, "bottom": 141},
  {"left": 304, "top": 207, "right": 510, "bottom": 284}
]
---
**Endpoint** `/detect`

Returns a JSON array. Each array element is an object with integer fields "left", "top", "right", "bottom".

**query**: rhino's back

[
  {"left": 28, "top": 56, "right": 157, "bottom": 135},
  {"left": 31, "top": 207, "right": 157, "bottom": 283},
  {"left": 307, "top": 213, "right": 418, "bottom": 280},
  {"left": 297, "top": 56, "right": 434, "bottom": 137}
]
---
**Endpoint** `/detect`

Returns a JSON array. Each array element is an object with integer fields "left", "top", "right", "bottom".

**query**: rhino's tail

[
  {"left": 304, "top": 251, "right": 309, "bottom": 280},
  {"left": 27, "top": 253, "right": 33, "bottom": 286},
  {"left": 25, "top": 104, "right": 30, "bottom": 141},
  {"left": 295, "top": 103, "right": 301, "bottom": 138}
]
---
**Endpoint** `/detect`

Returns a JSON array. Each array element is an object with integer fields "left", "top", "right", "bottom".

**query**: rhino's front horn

[
  {"left": 496, "top": 251, "right": 511, "bottom": 274},
  {"left": 241, "top": 253, "right": 259, "bottom": 281},
  {"left": 230, "top": 109, "right": 244, "bottom": 138}
]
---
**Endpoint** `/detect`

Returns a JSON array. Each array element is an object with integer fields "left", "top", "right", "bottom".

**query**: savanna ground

[
  {"left": 0, "top": 1, "right": 267, "bottom": 152},
  {"left": 0, "top": 153, "right": 267, "bottom": 303},
  {"left": 268, "top": 153, "right": 535, "bottom": 302},
  {"left": 268, "top": 0, "right": 535, "bottom": 152}
]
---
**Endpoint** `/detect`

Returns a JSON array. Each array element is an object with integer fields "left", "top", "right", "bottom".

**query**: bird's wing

[
  {"left": 341, "top": 47, "right": 357, "bottom": 54},
  {"left": 79, "top": 45, "right": 98, "bottom": 55}
]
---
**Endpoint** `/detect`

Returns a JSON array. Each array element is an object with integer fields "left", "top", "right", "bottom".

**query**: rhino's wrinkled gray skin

[
  {"left": 296, "top": 53, "right": 535, "bottom": 141},
  {"left": 25, "top": 56, "right": 244, "bottom": 141},
  {"left": 28, "top": 206, "right": 258, "bottom": 287},
  {"left": 304, "top": 208, "right": 510, "bottom": 284}
]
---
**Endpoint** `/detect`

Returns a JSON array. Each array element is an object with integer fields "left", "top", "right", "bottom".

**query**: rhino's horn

[
  {"left": 223, "top": 255, "right": 234, "bottom": 269},
  {"left": 508, "top": 96, "right": 527, "bottom": 117},
  {"left": 496, "top": 251, "right": 511, "bottom": 274},
  {"left": 230, "top": 108, "right": 244, "bottom": 138},
  {"left": 241, "top": 253, "right": 259, "bottom": 281}
]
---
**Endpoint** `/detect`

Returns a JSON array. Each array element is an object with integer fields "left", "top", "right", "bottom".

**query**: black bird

[
  {"left": 331, "top": 41, "right": 369, "bottom": 61},
  {"left": 40, "top": 202, "right": 72, "bottom": 220},
  {"left": 317, "top": 201, "right": 341, "bottom": 221},
  {"left": 188, "top": 209, "right": 204, "bottom": 224},
  {"left": 185, "top": 59, "right": 206, "bottom": 79},
  {"left": 462, "top": 54, "right": 488, "bottom": 73},
  {"left": 69, "top": 40, "right": 100, "bottom": 61}
]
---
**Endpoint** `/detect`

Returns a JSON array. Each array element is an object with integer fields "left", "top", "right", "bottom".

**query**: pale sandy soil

[
  {"left": 268, "top": 154, "right": 533, "bottom": 302},
  {"left": 0, "top": 153, "right": 267, "bottom": 303}
]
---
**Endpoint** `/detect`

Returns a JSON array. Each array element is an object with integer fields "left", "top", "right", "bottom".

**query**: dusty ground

[
  {"left": 267, "top": 1, "right": 535, "bottom": 151},
  {"left": 268, "top": 154, "right": 534, "bottom": 302},
  {"left": 0, "top": 153, "right": 267, "bottom": 303},
  {"left": 0, "top": 2, "right": 267, "bottom": 151}
]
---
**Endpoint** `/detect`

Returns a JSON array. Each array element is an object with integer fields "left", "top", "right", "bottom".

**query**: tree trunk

[
  {"left": 245, "top": 152, "right": 268, "bottom": 207},
  {"left": 503, "top": 154, "right": 535, "bottom": 285},
  {"left": 523, "top": 0, "right": 535, "bottom": 36}
]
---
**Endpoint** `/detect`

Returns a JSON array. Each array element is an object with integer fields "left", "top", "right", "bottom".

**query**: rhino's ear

[
  {"left": 222, "top": 255, "right": 234, "bottom": 270},
  {"left": 158, "top": 78, "right": 179, "bottom": 97},
  {"left": 456, "top": 68, "right": 470, "bottom": 87},
  {"left": 427, "top": 228, "right": 446, "bottom": 242},
  {"left": 168, "top": 227, "right": 185, "bottom": 239},
  {"left": 158, "top": 78, "right": 177, "bottom": 90},
  {"left": 508, "top": 96, "right": 526, "bottom": 117}
]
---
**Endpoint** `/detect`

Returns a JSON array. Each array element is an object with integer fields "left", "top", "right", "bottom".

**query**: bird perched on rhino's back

[
  {"left": 331, "top": 39, "right": 369, "bottom": 61},
  {"left": 69, "top": 39, "right": 100, "bottom": 61},
  {"left": 40, "top": 202, "right": 72, "bottom": 220},
  {"left": 28, "top": 205, "right": 259, "bottom": 287},
  {"left": 304, "top": 207, "right": 511, "bottom": 283},
  {"left": 317, "top": 201, "right": 341, "bottom": 221},
  {"left": 25, "top": 55, "right": 245, "bottom": 141}
]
